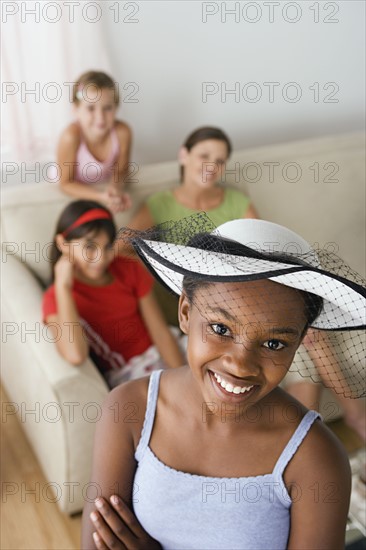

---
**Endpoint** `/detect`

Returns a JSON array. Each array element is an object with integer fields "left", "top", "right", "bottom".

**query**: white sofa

[{"left": 1, "top": 132, "right": 365, "bottom": 514}]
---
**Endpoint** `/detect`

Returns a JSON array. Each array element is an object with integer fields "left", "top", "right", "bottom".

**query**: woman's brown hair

[{"left": 180, "top": 126, "right": 232, "bottom": 181}]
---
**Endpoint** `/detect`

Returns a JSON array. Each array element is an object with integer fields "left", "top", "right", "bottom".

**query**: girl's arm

[
  {"left": 114, "top": 203, "right": 155, "bottom": 257},
  {"left": 45, "top": 255, "right": 89, "bottom": 365},
  {"left": 302, "top": 329, "right": 365, "bottom": 439},
  {"left": 81, "top": 378, "right": 158, "bottom": 549},
  {"left": 303, "top": 329, "right": 356, "bottom": 396},
  {"left": 106, "top": 122, "right": 133, "bottom": 212},
  {"left": 57, "top": 125, "right": 109, "bottom": 203},
  {"left": 139, "top": 291, "right": 185, "bottom": 369},
  {"left": 286, "top": 421, "right": 351, "bottom": 549},
  {"left": 243, "top": 203, "right": 259, "bottom": 219},
  {"left": 129, "top": 203, "right": 155, "bottom": 231},
  {"left": 109, "top": 121, "right": 132, "bottom": 190}
]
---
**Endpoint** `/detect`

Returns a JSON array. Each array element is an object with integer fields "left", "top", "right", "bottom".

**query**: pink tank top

[{"left": 75, "top": 127, "right": 120, "bottom": 184}]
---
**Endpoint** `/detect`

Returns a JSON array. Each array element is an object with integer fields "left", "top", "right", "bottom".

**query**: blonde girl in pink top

[{"left": 57, "top": 71, "right": 132, "bottom": 214}]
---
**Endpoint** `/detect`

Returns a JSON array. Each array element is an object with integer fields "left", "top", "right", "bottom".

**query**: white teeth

[{"left": 213, "top": 372, "right": 254, "bottom": 394}]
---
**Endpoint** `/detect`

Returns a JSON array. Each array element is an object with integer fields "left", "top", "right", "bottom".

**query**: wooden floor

[
  {"left": 1, "top": 384, "right": 363, "bottom": 550},
  {"left": 1, "top": 385, "right": 81, "bottom": 549}
]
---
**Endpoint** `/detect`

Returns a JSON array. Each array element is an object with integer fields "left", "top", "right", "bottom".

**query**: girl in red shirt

[{"left": 42, "top": 200, "right": 185, "bottom": 387}]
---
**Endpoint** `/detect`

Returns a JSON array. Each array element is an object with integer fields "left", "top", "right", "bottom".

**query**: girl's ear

[
  {"left": 55, "top": 233, "right": 67, "bottom": 254},
  {"left": 72, "top": 103, "right": 80, "bottom": 118},
  {"left": 178, "top": 293, "right": 190, "bottom": 335},
  {"left": 178, "top": 147, "right": 188, "bottom": 166}
]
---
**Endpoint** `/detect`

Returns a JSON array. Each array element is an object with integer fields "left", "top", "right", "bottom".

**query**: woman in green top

[{"left": 130, "top": 126, "right": 258, "bottom": 230}]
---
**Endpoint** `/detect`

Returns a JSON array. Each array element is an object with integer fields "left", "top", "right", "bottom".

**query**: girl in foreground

[
  {"left": 82, "top": 214, "right": 365, "bottom": 549},
  {"left": 56, "top": 71, "right": 132, "bottom": 213},
  {"left": 42, "top": 200, "right": 184, "bottom": 387}
]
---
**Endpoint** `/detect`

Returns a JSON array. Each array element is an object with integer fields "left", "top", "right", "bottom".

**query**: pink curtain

[{"left": 2, "top": 1, "right": 112, "bottom": 165}]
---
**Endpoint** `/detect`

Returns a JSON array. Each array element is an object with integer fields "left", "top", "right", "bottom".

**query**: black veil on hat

[{"left": 119, "top": 214, "right": 365, "bottom": 397}]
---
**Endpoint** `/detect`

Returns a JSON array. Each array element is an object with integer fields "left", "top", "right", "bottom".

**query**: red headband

[{"left": 62, "top": 209, "right": 112, "bottom": 237}]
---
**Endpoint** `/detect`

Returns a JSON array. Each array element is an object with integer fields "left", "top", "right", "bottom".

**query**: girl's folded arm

[
  {"left": 110, "top": 122, "right": 132, "bottom": 189},
  {"left": 243, "top": 203, "right": 259, "bottom": 219},
  {"left": 81, "top": 379, "right": 147, "bottom": 549},
  {"left": 47, "top": 257, "right": 89, "bottom": 365},
  {"left": 114, "top": 204, "right": 154, "bottom": 257},
  {"left": 128, "top": 203, "right": 155, "bottom": 231},
  {"left": 286, "top": 421, "right": 351, "bottom": 549},
  {"left": 45, "top": 312, "right": 88, "bottom": 366}
]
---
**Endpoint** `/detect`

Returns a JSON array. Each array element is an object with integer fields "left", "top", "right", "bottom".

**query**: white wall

[
  {"left": 1, "top": 0, "right": 364, "bottom": 175},
  {"left": 103, "top": 1, "right": 365, "bottom": 164}
]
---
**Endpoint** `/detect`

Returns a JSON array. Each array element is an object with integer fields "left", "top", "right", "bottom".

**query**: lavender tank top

[
  {"left": 75, "top": 126, "right": 119, "bottom": 184},
  {"left": 133, "top": 370, "right": 321, "bottom": 550}
]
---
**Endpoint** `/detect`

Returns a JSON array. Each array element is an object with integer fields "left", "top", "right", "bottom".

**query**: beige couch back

[
  {"left": 1, "top": 132, "right": 365, "bottom": 286},
  {"left": 0, "top": 160, "right": 179, "bottom": 286}
]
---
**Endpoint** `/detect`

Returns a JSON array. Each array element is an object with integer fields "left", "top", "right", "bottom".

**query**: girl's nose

[
  {"left": 222, "top": 343, "right": 261, "bottom": 377},
  {"left": 95, "top": 110, "right": 105, "bottom": 124},
  {"left": 88, "top": 249, "right": 100, "bottom": 262},
  {"left": 87, "top": 245, "right": 107, "bottom": 262}
]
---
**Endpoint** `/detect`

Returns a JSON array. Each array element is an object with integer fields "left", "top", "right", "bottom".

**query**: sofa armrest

[{"left": 1, "top": 251, "right": 109, "bottom": 513}]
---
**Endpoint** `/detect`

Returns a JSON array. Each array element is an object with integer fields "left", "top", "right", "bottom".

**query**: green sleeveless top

[{"left": 146, "top": 187, "right": 250, "bottom": 226}]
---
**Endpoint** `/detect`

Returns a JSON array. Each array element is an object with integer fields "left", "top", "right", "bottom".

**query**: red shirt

[{"left": 42, "top": 257, "right": 154, "bottom": 370}]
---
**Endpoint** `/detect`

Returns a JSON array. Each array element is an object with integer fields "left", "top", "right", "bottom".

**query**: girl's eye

[
  {"left": 85, "top": 243, "right": 98, "bottom": 252},
  {"left": 87, "top": 105, "right": 95, "bottom": 112},
  {"left": 104, "top": 106, "right": 113, "bottom": 111},
  {"left": 210, "top": 324, "right": 231, "bottom": 337},
  {"left": 263, "top": 339, "right": 285, "bottom": 351}
]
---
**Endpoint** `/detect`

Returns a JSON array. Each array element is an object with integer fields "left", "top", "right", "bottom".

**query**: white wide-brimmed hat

[
  {"left": 130, "top": 216, "right": 365, "bottom": 331},
  {"left": 119, "top": 214, "right": 365, "bottom": 397}
]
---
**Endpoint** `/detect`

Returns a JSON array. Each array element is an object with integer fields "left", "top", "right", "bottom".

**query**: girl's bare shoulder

[
  {"left": 275, "top": 391, "right": 351, "bottom": 485},
  {"left": 267, "top": 388, "right": 349, "bottom": 468},
  {"left": 292, "top": 412, "right": 350, "bottom": 471},
  {"left": 108, "top": 375, "right": 149, "bottom": 401},
  {"left": 102, "top": 375, "right": 152, "bottom": 446},
  {"left": 114, "top": 120, "right": 132, "bottom": 139},
  {"left": 59, "top": 122, "right": 81, "bottom": 147},
  {"left": 102, "top": 366, "right": 186, "bottom": 416},
  {"left": 106, "top": 375, "right": 151, "bottom": 414}
]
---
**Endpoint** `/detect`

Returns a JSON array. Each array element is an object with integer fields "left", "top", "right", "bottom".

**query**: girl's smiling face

[
  {"left": 179, "top": 139, "right": 229, "bottom": 188},
  {"left": 74, "top": 87, "right": 117, "bottom": 140},
  {"left": 179, "top": 280, "right": 308, "bottom": 409},
  {"left": 57, "top": 229, "right": 115, "bottom": 284}
]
